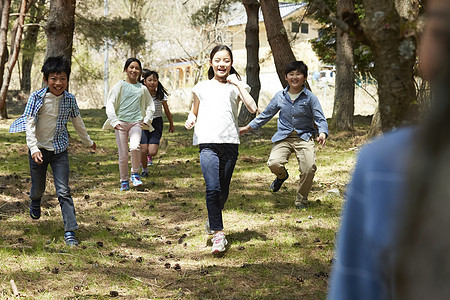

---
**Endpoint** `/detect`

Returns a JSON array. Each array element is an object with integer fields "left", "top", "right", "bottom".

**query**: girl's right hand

[
  {"left": 185, "top": 112, "right": 196, "bottom": 130},
  {"left": 114, "top": 124, "right": 122, "bottom": 130},
  {"left": 185, "top": 119, "right": 195, "bottom": 130},
  {"left": 227, "top": 74, "right": 240, "bottom": 86}
]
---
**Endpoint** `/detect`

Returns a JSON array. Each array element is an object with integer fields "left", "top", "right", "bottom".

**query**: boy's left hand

[
  {"left": 91, "top": 142, "right": 97, "bottom": 151},
  {"left": 316, "top": 133, "right": 326, "bottom": 147}
]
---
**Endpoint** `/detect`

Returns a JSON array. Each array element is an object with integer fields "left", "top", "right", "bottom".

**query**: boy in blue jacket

[{"left": 240, "top": 61, "right": 328, "bottom": 209}]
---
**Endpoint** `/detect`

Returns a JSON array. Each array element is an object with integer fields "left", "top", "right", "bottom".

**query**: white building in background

[{"left": 161, "top": 2, "right": 345, "bottom": 114}]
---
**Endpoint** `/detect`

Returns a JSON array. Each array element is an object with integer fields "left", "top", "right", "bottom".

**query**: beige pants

[
  {"left": 267, "top": 134, "right": 316, "bottom": 204},
  {"left": 115, "top": 121, "right": 142, "bottom": 182}
]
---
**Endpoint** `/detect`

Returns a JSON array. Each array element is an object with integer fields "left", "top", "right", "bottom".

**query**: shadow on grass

[
  {"left": 0, "top": 109, "right": 357, "bottom": 299},
  {"left": 227, "top": 229, "right": 269, "bottom": 243}
]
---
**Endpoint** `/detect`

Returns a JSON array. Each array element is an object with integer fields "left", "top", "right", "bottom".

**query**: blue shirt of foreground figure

[
  {"left": 248, "top": 85, "right": 329, "bottom": 142},
  {"left": 327, "top": 127, "right": 415, "bottom": 300}
]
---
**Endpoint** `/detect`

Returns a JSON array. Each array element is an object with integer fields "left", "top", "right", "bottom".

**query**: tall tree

[
  {"left": 0, "top": 0, "right": 11, "bottom": 103},
  {"left": 238, "top": 0, "right": 261, "bottom": 126},
  {"left": 362, "top": 0, "right": 418, "bottom": 131},
  {"left": 311, "top": 0, "right": 419, "bottom": 132},
  {"left": 44, "top": 0, "right": 76, "bottom": 60},
  {"left": 330, "top": 0, "right": 355, "bottom": 131},
  {"left": 0, "top": 0, "right": 28, "bottom": 119},
  {"left": 20, "top": 0, "right": 46, "bottom": 93},
  {"left": 260, "top": 0, "right": 296, "bottom": 88}
]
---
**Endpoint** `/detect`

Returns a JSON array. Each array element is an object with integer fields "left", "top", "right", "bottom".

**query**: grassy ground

[{"left": 0, "top": 109, "right": 370, "bottom": 299}]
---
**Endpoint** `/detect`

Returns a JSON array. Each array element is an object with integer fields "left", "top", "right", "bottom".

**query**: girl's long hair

[
  {"left": 208, "top": 44, "right": 241, "bottom": 80},
  {"left": 141, "top": 69, "right": 169, "bottom": 101},
  {"left": 393, "top": 14, "right": 450, "bottom": 299}
]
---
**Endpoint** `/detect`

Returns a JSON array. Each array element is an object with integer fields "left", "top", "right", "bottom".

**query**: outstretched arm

[{"left": 239, "top": 124, "right": 253, "bottom": 135}]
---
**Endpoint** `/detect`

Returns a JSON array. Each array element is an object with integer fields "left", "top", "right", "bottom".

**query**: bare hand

[
  {"left": 239, "top": 125, "right": 251, "bottom": 135},
  {"left": 114, "top": 124, "right": 122, "bottom": 130},
  {"left": 185, "top": 112, "right": 196, "bottom": 130},
  {"left": 91, "top": 141, "right": 97, "bottom": 151},
  {"left": 316, "top": 132, "right": 327, "bottom": 147},
  {"left": 169, "top": 124, "right": 175, "bottom": 133},
  {"left": 227, "top": 74, "right": 240, "bottom": 86},
  {"left": 32, "top": 151, "right": 43, "bottom": 164}
]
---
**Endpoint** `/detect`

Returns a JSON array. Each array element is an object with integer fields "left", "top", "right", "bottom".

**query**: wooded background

[{"left": 0, "top": 0, "right": 426, "bottom": 134}]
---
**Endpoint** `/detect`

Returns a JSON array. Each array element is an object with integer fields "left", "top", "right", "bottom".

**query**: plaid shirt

[{"left": 9, "top": 87, "right": 81, "bottom": 154}]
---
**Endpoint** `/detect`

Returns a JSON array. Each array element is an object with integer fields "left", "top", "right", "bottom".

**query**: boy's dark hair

[
  {"left": 141, "top": 69, "right": 169, "bottom": 101},
  {"left": 285, "top": 61, "right": 308, "bottom": 77},
  {"left": 41, "top": 56, "right": 71, "bottom": 81},
  {"left": 208, "top": 44, "right": 241, "bottom": 80}
]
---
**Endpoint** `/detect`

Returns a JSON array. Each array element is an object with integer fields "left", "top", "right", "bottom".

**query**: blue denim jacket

[
  {"left": 328, "top": 127, "right": 415, "bottom": 300},
  {"left": 248, "top": 85, "right": 329, "bottom": 143}
]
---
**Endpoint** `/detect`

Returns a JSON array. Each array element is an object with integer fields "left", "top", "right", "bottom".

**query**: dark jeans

[
  {"left": 199, "top": 143, "right": 238, "bottom": 232},
  {"left": 29, "top": 149, "right": 78, "bottom": 231}
]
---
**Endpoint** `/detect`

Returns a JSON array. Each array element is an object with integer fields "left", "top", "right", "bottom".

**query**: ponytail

[{"left": 156, "top": 81, "right": 169, "bottom": 101}]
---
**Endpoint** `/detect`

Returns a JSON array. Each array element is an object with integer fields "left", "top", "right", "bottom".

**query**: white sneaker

[
  {"left": 205, "top": 220, "right": 214, "bottom": 235},
  {"left": 211, "top": 232, "right": 228, "bottom": 254}
]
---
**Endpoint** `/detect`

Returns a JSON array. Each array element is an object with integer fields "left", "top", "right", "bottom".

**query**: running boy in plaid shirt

[{"left": 9, "top": 56, "right": 96, "bottom": 246}]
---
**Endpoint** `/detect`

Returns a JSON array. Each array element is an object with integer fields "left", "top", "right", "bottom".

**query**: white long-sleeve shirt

[{"left": 26, "top": 92, "right": 93, "bottom": 155}]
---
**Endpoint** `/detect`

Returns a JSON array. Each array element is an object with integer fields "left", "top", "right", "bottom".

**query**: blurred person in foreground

[{"left": 327, "top": 0, "right": 450, "bottom": 299}]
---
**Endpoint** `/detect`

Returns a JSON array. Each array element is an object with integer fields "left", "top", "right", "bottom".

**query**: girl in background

[
  {"left": 103, "top": 58, "right": 154, "bottom": 191},
  {"left": 140, "top": 69, "right": 174, "bottom": 177},
  {"left": 185, "top": 45, "right": 257, "bottom": 254}
]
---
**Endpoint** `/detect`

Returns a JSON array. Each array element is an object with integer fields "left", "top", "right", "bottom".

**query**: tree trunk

[
  {"left": 44, "top": 0, "right": 76, "bottom": 60},
  {"left": 362, "top": 0, "right": 418, "bottom": 131},
  {"left": 0, "top": 0, "right": 27, "bottom": 119},
  {"left": 238, "top": 0, "right": 261, "bottom": 126},
  {"left": 260, "top": 0, "right": 296, "bottom": 88},
  {"left": 21, "top": 0, "right": 46, "bottom": 93},
  {"left": 330, "top": 0, "right": 355, "bottom": 131},
  {"left": 0, "top": 0, "right": 11, "bottom": 101}
]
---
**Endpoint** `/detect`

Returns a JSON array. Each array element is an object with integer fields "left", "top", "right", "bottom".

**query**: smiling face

[
  {"left": 125, "top": 61, "right": 141, "bottom": 84},
  {"left": 144, "top": 74, "right": 158, "bottom": 94},
  {"left": 210, "top": 50, "right": 232, "bottom": 82},
  {"left": 44, "top": 72, "right": 68, "bottom": 96},
  {"left": 285, "top": 70, "right": 306, "bottom": 93}
]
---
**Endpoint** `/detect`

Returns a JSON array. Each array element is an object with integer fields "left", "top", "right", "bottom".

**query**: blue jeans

[
  {"left": 29, "top": 149, "right": 78, "bottom": 231},
  {"left": 199, "top": 144, "right": 238, "bottom": 232}
]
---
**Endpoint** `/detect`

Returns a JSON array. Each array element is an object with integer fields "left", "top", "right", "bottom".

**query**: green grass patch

[{"left": 0, "top": 109, "right": 370, "bottom": 299}]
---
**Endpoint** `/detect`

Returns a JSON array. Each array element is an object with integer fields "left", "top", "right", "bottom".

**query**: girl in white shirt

[
  {"left": 103, "top": 58, "right": 154, "bottom": 191},
  {"left": 185, "top": 45, "right": 257, "bottom": 254}
]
